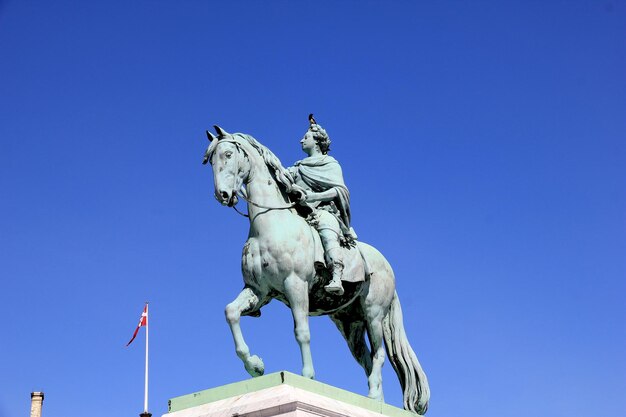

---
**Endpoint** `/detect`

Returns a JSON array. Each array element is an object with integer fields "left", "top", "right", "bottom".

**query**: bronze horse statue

[{"left": 203, "top": 126, "right": 429, "bottom": 414}]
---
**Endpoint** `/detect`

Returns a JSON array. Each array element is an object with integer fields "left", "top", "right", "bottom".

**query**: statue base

[{"left": 165, "top": 371, "right": 419, "bottom": 417}]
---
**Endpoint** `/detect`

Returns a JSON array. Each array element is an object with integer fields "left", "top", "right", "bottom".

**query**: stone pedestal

[
  {"left": 165, "top": 371, "right": 418, "bottom": 417},
  {"left": 30, "top": 392, "right": 44, "bottom": 417}
]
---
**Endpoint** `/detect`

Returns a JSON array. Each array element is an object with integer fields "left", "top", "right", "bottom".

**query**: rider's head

[{"left": 306, "top": 114, "right": 331, "bottom": 155}]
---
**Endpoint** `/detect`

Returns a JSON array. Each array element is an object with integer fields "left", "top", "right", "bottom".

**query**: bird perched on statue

[{"left": 308, "top": 113, "right": 317, "bottom": 125}]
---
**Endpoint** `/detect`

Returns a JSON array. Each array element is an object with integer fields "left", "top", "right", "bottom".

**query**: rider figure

[{"left": 288, "top": 115, "right": 357, "bottom": 296}]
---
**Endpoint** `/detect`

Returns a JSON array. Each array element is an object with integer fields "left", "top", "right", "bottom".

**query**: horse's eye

[{"left": 225, "top": 151, "right": 233, "bottom": 159}]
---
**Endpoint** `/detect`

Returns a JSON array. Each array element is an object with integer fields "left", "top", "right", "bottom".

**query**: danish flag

[{"left": 126, "top": 303, "right": 148, "bottom": 346}]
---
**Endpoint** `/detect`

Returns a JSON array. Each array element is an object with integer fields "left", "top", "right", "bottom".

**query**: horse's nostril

[{"left": 221, "top": 191, "right": 229, "bottom": 200}]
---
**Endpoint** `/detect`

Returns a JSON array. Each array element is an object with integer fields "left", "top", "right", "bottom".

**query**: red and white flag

[{"left": 126, "top": 303, "right": 148, "bottom": 346}]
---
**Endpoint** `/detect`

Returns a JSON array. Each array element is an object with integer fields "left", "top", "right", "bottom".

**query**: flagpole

[{"left": 144, "top": 302, "right": 149, "bottom": 415}]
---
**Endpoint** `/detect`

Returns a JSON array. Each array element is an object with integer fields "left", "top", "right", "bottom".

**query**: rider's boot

[{"left": 324, "top": 248, "right": 345, "bottom": 296}]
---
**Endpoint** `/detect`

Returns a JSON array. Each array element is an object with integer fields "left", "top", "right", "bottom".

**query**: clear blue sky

[{"left": 1, "top": 1, "right": 624, "bottom": 417}]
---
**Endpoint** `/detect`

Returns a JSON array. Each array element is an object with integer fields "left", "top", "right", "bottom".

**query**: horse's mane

[
  {"left": 207, "top": 132, "right": 295, "bottom": 193},
  {"left": 237, "top": 133, "right": 295, "bottom": 193}
]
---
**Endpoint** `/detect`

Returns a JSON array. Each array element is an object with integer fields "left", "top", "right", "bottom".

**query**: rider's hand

[{"left": 291, "top": 186, "right": 308, "bottom": 202}]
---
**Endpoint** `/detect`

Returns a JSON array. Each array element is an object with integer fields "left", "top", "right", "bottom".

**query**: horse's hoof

[
  {"left": 367, "top": 382, "right": 384, "bottom": 402},
  {"left": 244, "top": 355, "right": 265, "bottom": 377},
  {"left": 302, "top": 366, "right": 315, "bottom": 380},
  {"left": 367, "top": 392, "right": 384, "bottom": 403}
]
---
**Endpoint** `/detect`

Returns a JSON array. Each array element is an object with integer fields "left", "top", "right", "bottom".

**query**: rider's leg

[
  {"left": 319, "top": 230, "right": 344, "bottom": 295},
  {"left": 316, "top": 211, "right": 345, "bottom": 295},
  {"left": 326, "top": 246, "right": 345, "bottom": 295}
]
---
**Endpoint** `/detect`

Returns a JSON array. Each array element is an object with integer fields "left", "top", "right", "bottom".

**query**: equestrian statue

[{"left": 202, "top": 115, "right": 430, "bottom": 415}]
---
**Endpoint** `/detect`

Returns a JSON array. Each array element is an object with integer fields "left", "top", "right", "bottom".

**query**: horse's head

[{"left": 202, "top": 125, "right": 250, "bottom": 207}]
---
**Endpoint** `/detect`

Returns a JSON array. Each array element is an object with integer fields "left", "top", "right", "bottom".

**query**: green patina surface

[{"left": 168, "top": 371, "right": 418, "bottom": 417}]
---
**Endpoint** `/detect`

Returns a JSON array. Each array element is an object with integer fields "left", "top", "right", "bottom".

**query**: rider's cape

[
  {"left": 289, "top": 155, "right": 372, "bottom": 281},
  {"left": 291, "top": 155, "right": 351, "bottom": 230}
]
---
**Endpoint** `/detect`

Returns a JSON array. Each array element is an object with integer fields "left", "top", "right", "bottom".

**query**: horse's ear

[
  {"left": 206, "top": 130, "right": 217, "bottom": 142},
  {"left": 214, "top": 125, "right": 229, "bottom": 137}
]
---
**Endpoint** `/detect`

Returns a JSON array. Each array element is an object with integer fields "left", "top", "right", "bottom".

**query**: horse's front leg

[
  {"left": 284, "top": 274, "right": 315, "bottom": 379},
  {"left": 225, "top": 287, "right": 265, "bottom": 377}
]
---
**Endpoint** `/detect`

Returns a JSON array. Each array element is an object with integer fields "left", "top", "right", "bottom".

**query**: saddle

[{"left": 308, "top": 224, "right": 372, "bottom": 284}]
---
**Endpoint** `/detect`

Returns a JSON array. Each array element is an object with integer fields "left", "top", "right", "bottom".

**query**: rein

[
  {"left": 238, "top": 189, "right": 297, "bottom": 209},
  {"left": 226, "top": 190, "right": 297, "bottom": 218}
]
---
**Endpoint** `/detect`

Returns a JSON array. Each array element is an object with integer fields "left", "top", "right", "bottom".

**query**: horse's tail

[{"left": 383, "top": 291, "right": 430, "bottom": 415}]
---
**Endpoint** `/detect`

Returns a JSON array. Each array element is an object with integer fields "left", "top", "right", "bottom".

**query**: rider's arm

[{"left": 305, "top": 188, "right": 338, "bottom": 203}]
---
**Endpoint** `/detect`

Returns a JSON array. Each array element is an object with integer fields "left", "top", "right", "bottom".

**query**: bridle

[{"left": 212, "top": 137, "right": 297, "bottom": 218}]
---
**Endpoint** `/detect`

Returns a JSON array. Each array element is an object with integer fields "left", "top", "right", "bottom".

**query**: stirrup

[{"left": 324, "top": 280, "right": 344, "bottom": 296}]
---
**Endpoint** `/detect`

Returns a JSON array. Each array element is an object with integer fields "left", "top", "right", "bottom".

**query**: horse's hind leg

[
  {"left": 330, "top": 312, "right": 372, "bottom": 377},
  {"left": 225, "top": 286, "right": 267, "bottom": 377},
  {"left": 365, "top": 305, "right": 387, "bottom": 402}
]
